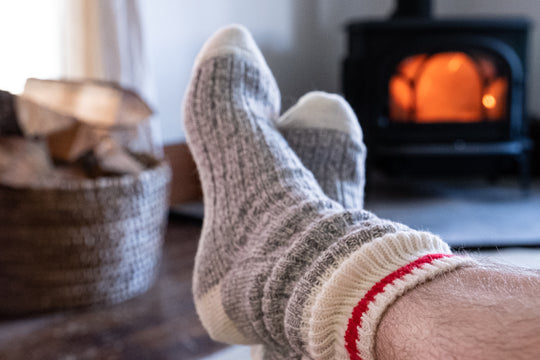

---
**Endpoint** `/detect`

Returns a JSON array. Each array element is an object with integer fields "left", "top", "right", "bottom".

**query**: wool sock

[
  {"left": 253, "top": 93, "right": 366, "bottom": 359},
  {"left": 277, "top": 91, "right": 366, "bottom": 210},
  {"left": 185, "top": 24, "right": 472, "bottom": 360}
]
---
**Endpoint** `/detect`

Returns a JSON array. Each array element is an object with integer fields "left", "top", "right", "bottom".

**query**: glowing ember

[{"left": 482, "top": 94, "right": 497, "bottom": 109}]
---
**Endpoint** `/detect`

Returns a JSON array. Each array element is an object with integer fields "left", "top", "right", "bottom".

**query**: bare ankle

[{"left": 376, "top": 265, "right": 540, "bottom": 360}]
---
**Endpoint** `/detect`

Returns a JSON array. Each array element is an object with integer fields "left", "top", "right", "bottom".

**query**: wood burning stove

[{"left": 343, "top": 0, "right": 532, "bottom": 187}]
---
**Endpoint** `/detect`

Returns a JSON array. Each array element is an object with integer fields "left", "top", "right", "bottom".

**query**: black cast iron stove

[{"left": 343, "top": 0, "right": 533, "bottom": 188}]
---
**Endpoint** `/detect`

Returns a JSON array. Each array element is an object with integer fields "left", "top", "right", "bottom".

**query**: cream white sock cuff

[{"left": 306, "top": 231, "right": 474, "bottom": 360}]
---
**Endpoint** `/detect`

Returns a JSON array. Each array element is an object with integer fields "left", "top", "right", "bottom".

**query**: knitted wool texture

[
  {"left": 278, "top": 91, "right": 366, "bottom": 210},
  {"left": 185, "top": 25, "right": 471, "bottom": 360},
  {"left": 253, "top": 92, "right": 368, "bottom": 359}
]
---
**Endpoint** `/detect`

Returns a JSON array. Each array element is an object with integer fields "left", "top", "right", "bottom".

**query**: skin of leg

[{"left": 376, "top": 261, "right": 540, "bottom": 360}]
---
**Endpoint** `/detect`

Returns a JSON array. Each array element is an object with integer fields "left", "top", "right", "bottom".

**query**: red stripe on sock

[{"left": 344, "top": 253, "right": 454, "bottom": 360}]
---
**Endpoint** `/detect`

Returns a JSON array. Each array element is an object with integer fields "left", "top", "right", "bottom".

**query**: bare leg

[{"left": 376, "top": 262, "right": 540, "bottom": 359}]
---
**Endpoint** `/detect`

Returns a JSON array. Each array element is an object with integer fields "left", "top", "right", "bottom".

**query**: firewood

[{"left": 22, "top": 78, "right": 152, "bottom": 128}]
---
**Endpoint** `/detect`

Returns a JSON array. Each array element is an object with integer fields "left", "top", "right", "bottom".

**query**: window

[{"left": 0, "top": 0, "right": 64, "bottom": 93}]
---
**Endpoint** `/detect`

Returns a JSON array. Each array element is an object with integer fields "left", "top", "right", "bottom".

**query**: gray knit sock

[
  {"left": 277, "top": 91, "right": 366, "bottom": 210},
  {"left": 185, "top": 25, "right": 471, "bottom": 360},
  {"left": 253, "top": 93, "right": 366, "bottom": 359}
]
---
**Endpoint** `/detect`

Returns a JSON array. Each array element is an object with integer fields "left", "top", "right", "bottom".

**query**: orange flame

[{"left": 389, "top": 52, "right": 508, "bottom": 123}]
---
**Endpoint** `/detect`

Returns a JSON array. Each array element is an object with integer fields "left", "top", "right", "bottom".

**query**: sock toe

[
  {"left": 277, "top": 91, "right": 366, "bottom": 209},
  {"left": 277, "top": 91, "right": 362, "bottom": 140},
  {"left": 193, "top": 24, "right": 270, "bottom": 71}
]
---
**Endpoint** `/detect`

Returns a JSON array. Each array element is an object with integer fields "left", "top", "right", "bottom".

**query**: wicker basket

[{"left": 0, "top": 161, "right": 171, "bottom": 315}]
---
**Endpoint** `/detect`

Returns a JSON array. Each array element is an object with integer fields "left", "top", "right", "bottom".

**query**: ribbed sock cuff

[
  {"left": 306, "top": 231, "right": 474, "bottom": 360},
  {"left": 345, "top": 253, "right": 471, "bottom": 360}
]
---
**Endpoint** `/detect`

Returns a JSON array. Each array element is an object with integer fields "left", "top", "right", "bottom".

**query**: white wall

[
  {"left": 139, "top": 0, "right": 393, "bottom": 143},
  {"left": 139, "top": 0, "right": 296, "bottom": 144},
  {"left": 140, "top": 0, "right": 540, "bottom": 144}
]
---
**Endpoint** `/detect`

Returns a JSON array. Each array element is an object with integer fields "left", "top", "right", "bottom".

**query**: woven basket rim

[{"left": 0, "top": 159, "right": 171, "bottom": 192}]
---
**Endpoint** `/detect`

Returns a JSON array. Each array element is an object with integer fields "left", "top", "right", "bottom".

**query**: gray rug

[
  {"left": 365, "top": 176, "right": 540, "bottom": 248},
  {"left": 172, "top": 177, "right": 540, "bottom": 248}
]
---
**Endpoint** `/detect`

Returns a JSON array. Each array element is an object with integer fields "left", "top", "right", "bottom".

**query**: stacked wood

[{"left": 0, "top": 79, "right": 157, "bottom": 187}]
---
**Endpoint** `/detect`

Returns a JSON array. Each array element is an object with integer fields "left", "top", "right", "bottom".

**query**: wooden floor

[{"left": 0, "top": 216, "right": 226, "bottom": 360}]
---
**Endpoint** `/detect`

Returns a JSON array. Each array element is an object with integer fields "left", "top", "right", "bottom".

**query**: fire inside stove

[{"left": 389, "top": 51, "right": 508, "bottom": 123}]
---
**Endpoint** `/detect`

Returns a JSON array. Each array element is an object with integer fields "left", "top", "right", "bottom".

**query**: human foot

[
  {"left": 277, "top": 91, "right": 366, "bottom": 209},
  {"left": 184, "top": 23, "right": 337, "bottom": 346},
  {"left": 185, "top": 25, "right": 470, "bottom": 360}
]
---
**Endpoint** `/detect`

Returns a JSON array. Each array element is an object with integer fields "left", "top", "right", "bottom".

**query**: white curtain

[{"left": 62, "top": 0, "right": 163, "bottom": 156}]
